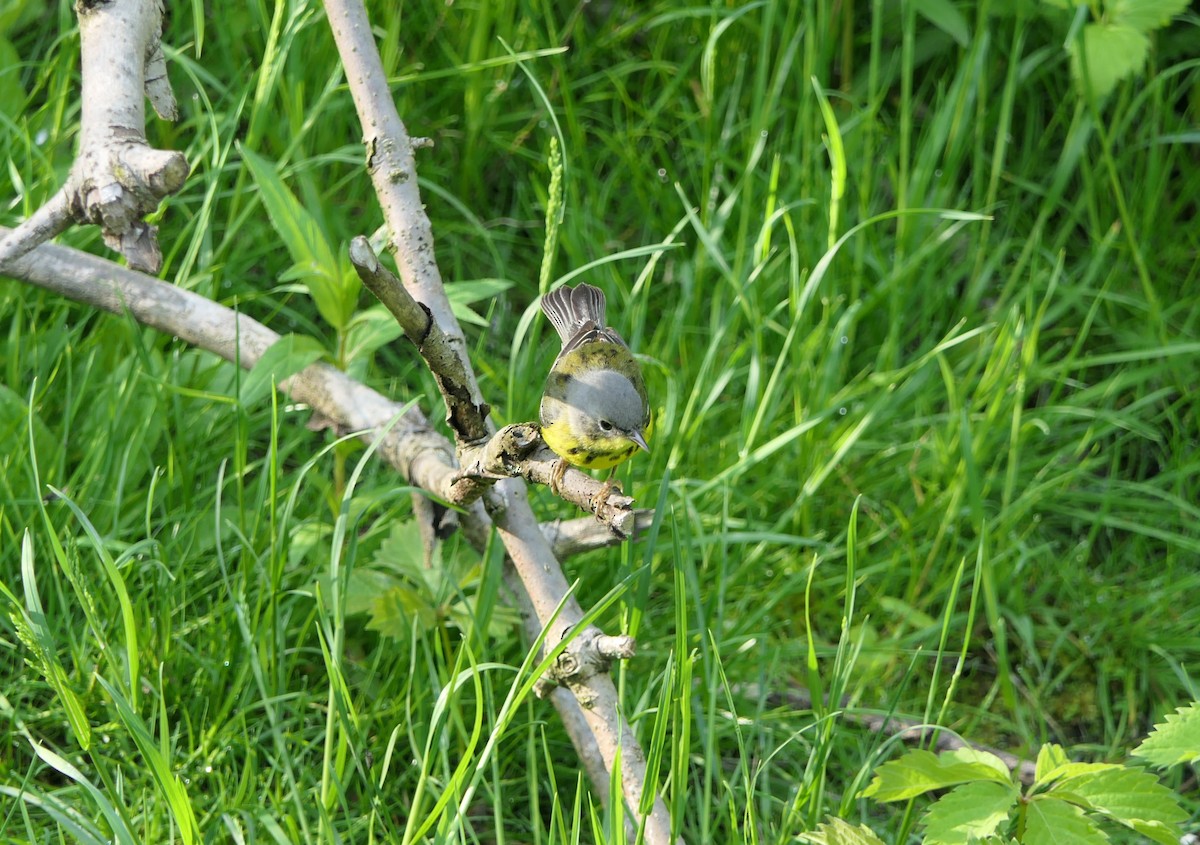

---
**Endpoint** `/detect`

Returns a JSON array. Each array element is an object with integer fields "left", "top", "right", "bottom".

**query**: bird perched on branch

[{"left": 539, "top": 283, "right": 650, "bottom": 497}]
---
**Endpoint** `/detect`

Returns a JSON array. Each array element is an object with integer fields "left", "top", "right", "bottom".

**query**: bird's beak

[{"left": 630, "top": 429, "right": 650, "bottom": 453}]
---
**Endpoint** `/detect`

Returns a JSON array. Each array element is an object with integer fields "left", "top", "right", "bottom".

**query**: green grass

[{"left": 3, "top": 0, "right": 1200, "bottom": 842}]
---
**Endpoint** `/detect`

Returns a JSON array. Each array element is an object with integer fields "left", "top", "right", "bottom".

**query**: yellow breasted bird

[{"left": 539, "top": 283, "right": 650, "bottom": 492}]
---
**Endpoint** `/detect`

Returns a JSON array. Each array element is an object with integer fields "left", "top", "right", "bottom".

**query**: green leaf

[
  {"left": 1054, "top": 766, "right": 1187, "bottom": 828},
  {"left": 345, "top": 304, "right": 405, "bottom": 362},
  {"left": 913, "top": 0, "right": 970, "bottom": 46},
  {"left": 240, "top": 333, "right": 327, "bottom": 407},
  {"left": 373, "top": 518, "right": 438, "bottom": 576},
  {"left": 1038, "top": 759, "right": 1123, "bottom": 786},
  {"left": 1134, "top": 702, "right": 1200, "bottom": 769},
  {"left": 366, "top": 586, "right": 439, "bottom": 639},
  {"left": 241, "top": 146, "right": 359, "bottom": 330},
  {"left": 1035, "top": 743, "right": 1070, "bottom": 784},
  {"left": 861, "top": 748, "right": 1011, "bottom": 801},
  {"left": 1067, "top": 22, "right": 1149, "bottom": 101},
  {"left": 447, "top": 277, "right": 513, "bottom": 327},
  {"left": 343, "top": 568, "right": 399, "bottom": 616},
  {"left": 1123, "top": 819, "right": 1187, "bottom": 845},
  {"left": 1023, "top": 797, "right": 1108, "bottom": 845},
  {"left": 1109, "top": 0, "right": 1189, "bottom": 32},
  {"left": 798, "top": 817, "right": 887, "bottom": 845},
  {"left": 922, "top": 781, "right": 1019, "bottom": 845}
]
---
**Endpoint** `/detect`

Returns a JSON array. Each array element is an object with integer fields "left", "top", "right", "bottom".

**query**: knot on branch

[
  {"left": 534, "top": 626, "right": 637, "bottom": 704},
  {"left": 457, "top": 423, "right": 543, "bottom": 477},
  {"left": 68, "top": 141, "right": 189, "bottom": 272}
]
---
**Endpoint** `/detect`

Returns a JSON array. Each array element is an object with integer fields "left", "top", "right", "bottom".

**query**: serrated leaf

[
  {"left": 862, "top": 748, "right": 1011, "bottom": 801},
  {"left": 1035, "top": 744, "right": 1070, "bottom": 784},
  {"left": 1023, "top": 797, "right": 1108, "bottom": 845},
  {"left": 349, "top": 520, "right": 509, "bottom": 642},
  {"left": 1109, "top": 0, "right": 1189, "bottom": 32},
  {"left": 1067, "top": 22, "right": 1149, "bottom": 101},
  {"left": 1134, "top": 702, "right": 1200, "bottom": 769},
  {"left": 241, "top": 146, "right": 359, "bottom": 330},
  {"left": 913, "top": 0, "right": 970, "bottom": 46},
  {"left": 366, "top": 587, "right": 439, "bottom": 639},
  {"left": 922, "top": 780, "right": 1019, "bottom": 845},
  {"left": 343, "top": 569, "right": 399, "bottom": 616},
  {"left": 1124, "top": 819, "right": 1186, "bottom": 845},
  {"left": 373, "top": 519, "right": 438, "bottom": 577},
  {"left": 1054, "top": 766, "right": 1187, "bottom": 827},
  {"left": 1040, "top": 760, "right": 1123, "bottom": 785},
  {"left": 798, "top": 817, "right": 886, "bottom": 845},
  {"left": 240, "top": 333, "right": 327, "bottom": 407}
]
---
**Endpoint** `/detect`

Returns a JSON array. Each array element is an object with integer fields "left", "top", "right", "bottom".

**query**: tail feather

[{"left": 542, "top": 284, "right": 606, "bottom": 342}]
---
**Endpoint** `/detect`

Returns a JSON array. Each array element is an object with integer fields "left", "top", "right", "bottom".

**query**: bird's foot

[
  {"left": 549, "top": 458, "right": 568, "bottom": 496},
  {"left": 591, "top": 473, "right": 623, "bottom": 514}
]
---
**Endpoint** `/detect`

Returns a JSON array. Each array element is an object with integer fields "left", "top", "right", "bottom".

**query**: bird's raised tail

[{"left": 541, "top": 283, "right": 607, "bottom": 343}]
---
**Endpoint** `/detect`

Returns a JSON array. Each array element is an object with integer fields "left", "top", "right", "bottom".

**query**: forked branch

[
  {"left": 322, "top": 1, "right": 674, "bottom": 840},
  {"left": 0, "top": 0, "right": 187, "bottom": 272},
  {"left": 0, "top": 226, "right": 640, "bottom": 561},
  {"left": 349, "top": 236, "right": 647, "bottom": 536}
]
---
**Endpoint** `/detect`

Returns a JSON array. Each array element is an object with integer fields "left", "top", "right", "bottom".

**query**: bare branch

[
  {"left": 0, "top": 191, "right": 73, "bottom": 267},
  {"left": 349, "top": 236, "right": 490, "bottom": 443},
  {"left": 322, "top": 2, "right": 672, "bottom": 839},
  {"left": 0, "top": 0, "right": 187, "bottom": 271},
  {"left": 543, "top": 510, "right": 657, "bottom": 558},
  {"left": 0, "top": 229, "right": 460, "bottom": 502}
]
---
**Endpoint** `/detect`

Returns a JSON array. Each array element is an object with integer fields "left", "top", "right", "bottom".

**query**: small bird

[{"left": 539, "top": 283, "right": 650, "bottom": 496}]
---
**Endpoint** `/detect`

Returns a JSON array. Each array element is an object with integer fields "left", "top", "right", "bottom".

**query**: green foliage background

[{"left": 2, "top": 0, "right": 1199, "bottom": 841}]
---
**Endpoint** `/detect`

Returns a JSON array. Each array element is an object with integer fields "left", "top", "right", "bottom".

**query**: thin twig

[
  {"left": 349, "top": 236, "right": 490, "bottom": 443},
  {"left": 0, "top": 191, "right": 72, "bottom": 266},
  {"left": 542, "top": 510, "right": 657, "bottom": 559},
  {"left": 736, "top": 683, "right": 1038, "bottom": 785}
]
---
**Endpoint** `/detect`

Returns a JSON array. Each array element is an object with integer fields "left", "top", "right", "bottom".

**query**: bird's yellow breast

[{"left": 540, "top": 417, "right": 641, "bottom": 470}]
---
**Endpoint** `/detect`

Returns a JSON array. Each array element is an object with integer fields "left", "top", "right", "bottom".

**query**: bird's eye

[{"left": 598, "top": 419, "right": 613, "bottom": 432}]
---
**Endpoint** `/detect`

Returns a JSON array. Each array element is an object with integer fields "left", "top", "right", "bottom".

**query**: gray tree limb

[
  {"left": 321, "top": 2, "right": 675, "bottom": 841},
  {"left": 0, "top": 0, "right": 187, "bottom": 272},
  {"left": 0, "top": 227, "right": 636, "bottom": 562}
]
